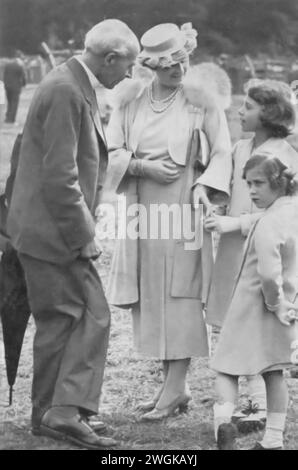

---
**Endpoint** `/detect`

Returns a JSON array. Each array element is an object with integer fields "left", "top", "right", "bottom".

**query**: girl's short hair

[
  {"left": 248, "top": 85, "right": 296, "bottom": 138},
  {"left": 242, "top": 154, "right": 298, "bottom": 196}
]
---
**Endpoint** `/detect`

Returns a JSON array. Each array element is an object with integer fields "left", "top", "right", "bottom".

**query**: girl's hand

[
  {"left": 142, "top": 160, "right": 181, "bottom": 184},
  {"left": 193, "top": 184, "right": 213, "bottom": 216},
  {"left": 204, "top": 214, "right": 221, "bottom": 232},
  {"left": 204, "top": 215, "right": 241, "bottom": 234},
  {"left": 274, "top": 300, "right": 298, "bottom": 326}
]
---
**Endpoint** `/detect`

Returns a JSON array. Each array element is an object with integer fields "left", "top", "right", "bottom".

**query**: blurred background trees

[{"left": 1, "top": 0, "right": 298, "bottom": 57}]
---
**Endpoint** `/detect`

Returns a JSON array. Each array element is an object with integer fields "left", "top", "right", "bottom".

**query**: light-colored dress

[
  {"left": 206, "top": 137, "right": 298, "bottom": 327},
  {"left": 106, "top": 81, "right": 232, "bottom": 360},
  {"left": 211, "top": 196, "right": 298, "bottom": 375},
  {"left": 131, "top": 101, "right": 207, "bottom": 359}
]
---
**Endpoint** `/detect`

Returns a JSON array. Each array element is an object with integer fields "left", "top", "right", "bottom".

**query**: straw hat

[{"left": 138, "top": 23, "right": 197, "bottom": 69}]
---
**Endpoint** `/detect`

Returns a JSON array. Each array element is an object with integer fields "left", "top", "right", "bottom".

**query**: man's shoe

[
  {"left": 81, "top": 415, "right": 109, "bottom": 433},
  {"left": 39, "top": 410, "right": 117, "bottom": 449},
  {"left": 249, "top": 442, "right": 283, "bottom": 450},
  {"left": 217, "top": 422, "right": 238, "bottom": 450},
  {"left": 32, "top": 420, "right": 108, "bottom": 436}
]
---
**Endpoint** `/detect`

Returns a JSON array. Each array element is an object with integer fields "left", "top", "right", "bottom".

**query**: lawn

[{"left": 0, "top": 85, "right": 298, "bottom": 451}]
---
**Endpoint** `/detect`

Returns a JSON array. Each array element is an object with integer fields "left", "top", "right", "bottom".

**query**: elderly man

[{"left": 7, "top": 19, "right": 140, "bottom": 449}]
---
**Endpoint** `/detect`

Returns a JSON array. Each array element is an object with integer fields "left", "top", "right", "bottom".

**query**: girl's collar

[
  {"left": 251, "top": 136, "right": 279, "bottom": 153},
  {"left": 266, "top": 195, "right": 294, "bottom": 212}
]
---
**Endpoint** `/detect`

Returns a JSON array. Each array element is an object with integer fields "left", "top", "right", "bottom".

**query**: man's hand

[
  {"left": 79, "top": 238, "right": 102, "bottom": 260},
  {"left": 273, "top": 300, "right": 298, "bottom": 326},
  {"left": 192, "top": 184, "right": 213, "bottom": 216},
  {"left": 204, "top": 215, "right": 241, "bottom": 234},
  {"left": 142, "top": 160, "right": 181, "bottom": 184}
]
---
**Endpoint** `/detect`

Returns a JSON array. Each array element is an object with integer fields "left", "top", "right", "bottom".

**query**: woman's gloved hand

[
  {"left": 130, "top": 158, "right": 181, "bottom": 184},
  {"left": 142, "top": 160, "right": 181, "bottom": 184}
]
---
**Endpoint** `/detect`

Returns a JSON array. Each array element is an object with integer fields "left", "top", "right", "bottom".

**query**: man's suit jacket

[{"left": 7, "top": 57, "right": 108, "bottom": 264}]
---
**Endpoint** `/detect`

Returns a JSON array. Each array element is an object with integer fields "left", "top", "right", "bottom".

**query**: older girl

[{"left": 211, "top": 155, "right": 298, "bottom": 450}]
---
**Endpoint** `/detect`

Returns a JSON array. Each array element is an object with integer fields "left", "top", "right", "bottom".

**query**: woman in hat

[{"left": 106, "top": 23, "right": 232, "bottom": 420}]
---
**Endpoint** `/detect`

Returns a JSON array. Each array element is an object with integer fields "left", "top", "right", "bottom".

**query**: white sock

[
  {"left": 260, "top": 412, "right": 286, "bottom": 449},
  {"left": 246, "top": 375, "right": 267, "bottom": 410},
  {"left": 213, "top": 402, "right": 235, "bottom": 440}
]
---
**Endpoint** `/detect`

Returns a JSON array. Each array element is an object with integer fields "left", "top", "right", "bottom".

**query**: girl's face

[
  {"left": 238, "top": 96, "right": 263, "bottom": 132},
  {"left": 155, "top": 58, "right": 189, "bottom": 89},
  {"left": 245, "top": 166, "right": 283, "bottom": 208}
]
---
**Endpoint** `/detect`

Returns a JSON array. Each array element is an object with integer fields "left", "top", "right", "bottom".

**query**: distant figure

[
  {"left": 0, "top": 80, "right": 5, "bottom": 127},
  {"left": 3, "top": 51, "right": 26, "bottom": 124}
]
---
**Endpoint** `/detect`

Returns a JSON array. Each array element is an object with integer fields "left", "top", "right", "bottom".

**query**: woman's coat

[{"left": 106, "top": 73, "right": 232, "bottom": 307}]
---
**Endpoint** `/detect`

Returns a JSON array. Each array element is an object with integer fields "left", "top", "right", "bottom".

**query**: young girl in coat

[
  {"left": 205, "top": 81, "right": 298, "bottom": 432},
  {"left": 210, "top": 154, "right": 298, "bottom": 450}
]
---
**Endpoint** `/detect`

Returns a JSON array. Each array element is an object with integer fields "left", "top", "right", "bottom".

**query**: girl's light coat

[{"left": 211, "top": 196, "right": 298, "bottom": 375}]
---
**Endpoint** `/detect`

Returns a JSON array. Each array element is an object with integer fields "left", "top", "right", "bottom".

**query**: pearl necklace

[{"left": 148, "top": 84, "right": 182, "bottom": 113}]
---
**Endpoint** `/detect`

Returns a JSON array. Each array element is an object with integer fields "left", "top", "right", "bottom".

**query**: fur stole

[{"left": 110, "top": 62, "right": 232, "bottom": 111}]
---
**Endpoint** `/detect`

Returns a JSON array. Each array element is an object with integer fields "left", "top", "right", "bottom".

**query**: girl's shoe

[
  {"left": 231, "top": 399, "right": 256, "bottom": 422},
  {"left": 141, "top": 393, "right": 191, "bottom": 421},
  {"left": 290, "top": 367, "right": 298, "bottom": 378},
  {"left": 249, "top": 441, "right": 283, "bottom": 450},
  {"left": 237, "top": 409, "right": 266, "bottom": 433},
  {"left": 217, "top": 422, "right": 238, "bottom": 450}
]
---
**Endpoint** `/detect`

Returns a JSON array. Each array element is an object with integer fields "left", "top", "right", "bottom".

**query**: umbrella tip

[{"left": 9, "top": 386, "right": 13, "bottom": 406}]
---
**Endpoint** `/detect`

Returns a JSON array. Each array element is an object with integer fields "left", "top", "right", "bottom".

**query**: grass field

[{"left": 0, "top": 86, "right": 298, "bottom": 450}]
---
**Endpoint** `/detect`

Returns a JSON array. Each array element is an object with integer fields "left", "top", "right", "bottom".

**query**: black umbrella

[{"left": 0, "top": 244, "right": 31, "bottom": 405}]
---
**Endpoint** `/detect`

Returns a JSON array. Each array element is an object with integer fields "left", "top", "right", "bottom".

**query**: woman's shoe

[
  {"left": 135, "top": 383, "right": 191, "bottom": 413},
  {"left": 135, "top": 388, "right": 163, "bottom": 413},
  {"left": 141, "top": 393, "right": 191, "bottom": 421},
  {"left": 135, "top": 398, "right": 160, "bottom": 413}
]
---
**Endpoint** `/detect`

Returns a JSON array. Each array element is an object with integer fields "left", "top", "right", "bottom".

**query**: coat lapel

[
  {"left": 66, "top": 57, "right": 107, "bottom": 147},
  {"left": 130, "top": 93, "right": 149, "bottom": 152},
  {"left": 231, "top": 219, "right": 260, "bottom": 299}
]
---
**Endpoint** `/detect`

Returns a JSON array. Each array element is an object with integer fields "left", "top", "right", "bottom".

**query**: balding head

[{"left": 84, "top": 19, "right": 140, "bottom": 57}]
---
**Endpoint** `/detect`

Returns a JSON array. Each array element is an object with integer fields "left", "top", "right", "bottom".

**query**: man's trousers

[{"left": 19, "top": 254, "right": 111, "bottom": 427}]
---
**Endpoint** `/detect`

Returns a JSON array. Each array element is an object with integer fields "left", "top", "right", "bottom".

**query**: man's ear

[{"left": 104, "top": 52, "right": 117, "bottom": 66}]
